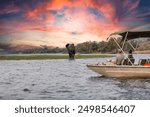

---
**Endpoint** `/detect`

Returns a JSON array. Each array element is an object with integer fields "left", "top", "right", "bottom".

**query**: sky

[{"left": 0, "top": 0, "right": 150, "bottom": 50}]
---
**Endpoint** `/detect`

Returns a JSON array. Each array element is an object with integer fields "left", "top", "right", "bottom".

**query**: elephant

[{"left": 66, "top": 44, "right": 75, "bottom": 60}]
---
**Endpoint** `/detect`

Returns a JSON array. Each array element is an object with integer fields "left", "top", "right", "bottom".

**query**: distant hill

[{"left": 10, "top": 45, "right": 40, "bottom": 51}]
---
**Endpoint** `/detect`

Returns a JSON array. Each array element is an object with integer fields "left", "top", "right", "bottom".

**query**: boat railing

[
  {"left": 121, "top": 59, "right": 128, "bottom": 65},
  {"left": 121, "top": 58, "right": 135, "bottom": 65},
  {"left": 138, "top": 59, "right": 150, "bottom": 65},
  {"left": 121, "top": 59, "right": 150, "bottom": 66}
]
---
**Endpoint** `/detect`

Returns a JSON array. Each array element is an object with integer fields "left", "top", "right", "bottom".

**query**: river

[{"left": 0, "top": 54, "right": 150, "bottom": 100}]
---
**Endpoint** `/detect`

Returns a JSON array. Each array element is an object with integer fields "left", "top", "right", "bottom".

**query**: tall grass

[{"left": 0, "top": 54, "right": 112, "bottom": 60}]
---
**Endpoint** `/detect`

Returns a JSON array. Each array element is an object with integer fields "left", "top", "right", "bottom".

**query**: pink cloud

[
  {"left": 1, "top": 0, "right": 147, "bottom": 48},
  {"left": 0, "top": 19, "right": 60, "bottom": 35},
  {"left": 23, "top": 0, "right": 123, "bottom": 37},
  {"left": 123, "top": 0, "right": 140, "bottom": 13},
  {"left": 0, "top": 0, "right": 128, "bottom": 37},
  {"left": 0, "top": 3, "right": 20, "bottom": 14}
]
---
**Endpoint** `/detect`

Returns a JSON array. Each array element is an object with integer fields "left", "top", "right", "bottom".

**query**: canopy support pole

[
  {"left": 128, "top": 41, "right": 137, "bottom": 52},
  {"left": 113, "top": 37, "right": 134, "bottom": 65},
  {"left": 122, "top": 32, "right": 128, "bottom": 50}
]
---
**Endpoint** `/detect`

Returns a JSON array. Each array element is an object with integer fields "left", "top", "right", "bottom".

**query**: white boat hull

[{"left": 87, "top": 64, "right": 150, "bottom": 78}]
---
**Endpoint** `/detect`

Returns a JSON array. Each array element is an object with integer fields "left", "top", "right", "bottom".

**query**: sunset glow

[{"left": 0, "top": 0, "right": 150, "bottom": 50}]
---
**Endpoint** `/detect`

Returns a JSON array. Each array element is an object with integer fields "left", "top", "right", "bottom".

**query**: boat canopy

[{"left": 109, "top": 31, "right": 150, "bottom": 41}]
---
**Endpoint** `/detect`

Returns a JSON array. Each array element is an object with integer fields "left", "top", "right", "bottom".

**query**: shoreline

[
  {"left": 135, "top": 50, "right": 150, "bottom": 54},
  {"left": 0, "top": 54, "right": 112, "bottom": 60}
]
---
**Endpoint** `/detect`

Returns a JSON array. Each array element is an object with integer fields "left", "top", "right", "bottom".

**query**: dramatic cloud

[{"left": 0, "top": 0, "right": 150, "bottom": 50}]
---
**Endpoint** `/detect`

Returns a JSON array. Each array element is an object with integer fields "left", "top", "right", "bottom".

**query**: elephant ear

[{"left": 66, "top": 44, "right": 69, "bottom": 48}]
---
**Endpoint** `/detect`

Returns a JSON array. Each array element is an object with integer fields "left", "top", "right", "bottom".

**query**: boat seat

[{"left": 138, "top": 59, "right": 149, "bottom": 65}]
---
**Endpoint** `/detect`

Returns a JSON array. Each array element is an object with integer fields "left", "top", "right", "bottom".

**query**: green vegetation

[
  {"left": 0, "top": 55, "right": 67, "bottom": 60},
  {"left": 19, "top": 46, "right": 66, "bottom": 54},
  {"left": 1, "top": 38, "right": 150, "bottom": 55},
  {"left": 76, "top": 39, "right": 117, "bottom": 53},
  {"left": 11, "top": 39, "right": 117, "bottom": 54},
  {"left": 17, "top": 38, "right": 150, "bottom": 54},
  {"left": 0, "top": 54, "right": 112, "bottom": 60}
]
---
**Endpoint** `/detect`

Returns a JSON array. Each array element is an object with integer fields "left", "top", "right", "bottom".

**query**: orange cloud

[
  {"left": 24, "top": 0, "right": 121, "bottom": 32},
  {"left": 1, "top": 0, "right": 124, "bottom": 41},
  {"left": 60, "top": 3, "right": 123, "bottom": 39},
  {"left": 2, "top": 0, "right": 143, "bottom": 49}
]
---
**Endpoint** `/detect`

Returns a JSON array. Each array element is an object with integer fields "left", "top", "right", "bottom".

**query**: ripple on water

[
  {"left": 56, "top": 90, "right": 72, "bottom": 93},
  {"left": 41, "top": 90, "right": 52, "bottom": 94},
  {"left": 0, "top": 56, "right": 150, "bottom": 100}
]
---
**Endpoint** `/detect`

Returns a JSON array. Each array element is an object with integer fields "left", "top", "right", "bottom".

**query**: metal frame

[
  {"left": 112, "top": 33, "right": 134, "bottom": 65},
  {"left": 122, "top": 32, "right": 128, "bottom": 50}
]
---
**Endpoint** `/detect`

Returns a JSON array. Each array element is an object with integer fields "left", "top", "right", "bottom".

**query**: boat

[{"left": 87, "top": 31, "right": 150, "bottom": 78}]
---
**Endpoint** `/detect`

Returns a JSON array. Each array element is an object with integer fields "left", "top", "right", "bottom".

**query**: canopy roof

[{"left": 109, "top": 31, "right": 150, "bottom": 41}]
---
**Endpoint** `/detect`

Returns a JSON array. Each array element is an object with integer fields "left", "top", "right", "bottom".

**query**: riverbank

[
  {"left": 0, "top": 54, "right": 112, "bottom": 60},
  {"left": 135, "top": 50, "right": 150, "bottom": 54}
]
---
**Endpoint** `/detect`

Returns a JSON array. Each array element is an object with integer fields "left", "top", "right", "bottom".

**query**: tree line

[{"left": 7, "top": 38, "right": 150, "bottom": 54}]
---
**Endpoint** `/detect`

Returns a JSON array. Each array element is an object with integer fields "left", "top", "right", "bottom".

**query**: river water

[{"left": 0, "top": 54, "right": 150, "bottom": 100}]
